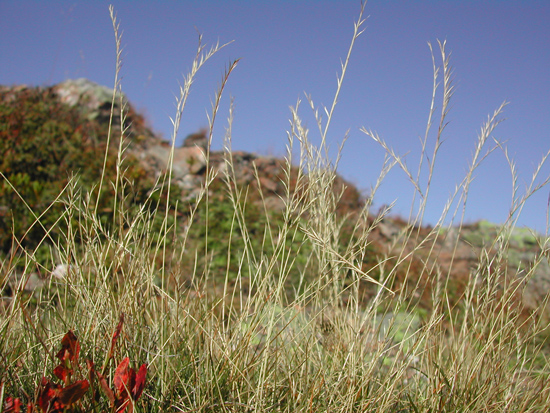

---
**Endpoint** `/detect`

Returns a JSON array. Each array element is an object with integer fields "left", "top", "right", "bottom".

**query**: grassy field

[{"left": 2, "top": 4, "right": 550, "bottom": 412}]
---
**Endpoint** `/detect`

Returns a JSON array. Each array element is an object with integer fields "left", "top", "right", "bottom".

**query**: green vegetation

[
  {"left": 0, "top": 85, "right": 152, "bottom": 267},
  {"left": 2, "top": 3, "right": 550, "bottom": 412}
]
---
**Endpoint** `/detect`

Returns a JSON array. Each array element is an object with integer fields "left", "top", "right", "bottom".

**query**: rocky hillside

[{"left": 1, "top": 79, "right": 549, "bottom": 317}]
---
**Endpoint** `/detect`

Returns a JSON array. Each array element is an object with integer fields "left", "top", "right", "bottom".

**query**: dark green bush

[{"left": 0, "top": 86, "right": 151, "bottom": 263}]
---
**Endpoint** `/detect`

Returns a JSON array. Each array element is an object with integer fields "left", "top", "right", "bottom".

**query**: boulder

[{"left": 53, "top": 78, "right": 127, "bottom": 124}]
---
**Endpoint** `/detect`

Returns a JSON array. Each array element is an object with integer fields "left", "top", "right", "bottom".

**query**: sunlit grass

[{"left": 2, "top": 3, "right": 550, "bottom": 412}]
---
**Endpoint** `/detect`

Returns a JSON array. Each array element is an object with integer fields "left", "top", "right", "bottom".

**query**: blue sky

[{"left": 1, "top": 1, "right": 549, "bottom": 232}]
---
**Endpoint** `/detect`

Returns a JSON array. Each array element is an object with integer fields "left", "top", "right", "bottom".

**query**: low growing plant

[{"left": 2, "top": 314, "right": 146, "bottom": 413}]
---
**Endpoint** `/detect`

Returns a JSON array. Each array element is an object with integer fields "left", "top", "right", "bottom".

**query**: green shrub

[{"left": 0, "top": 86, "right": 152, "bottom": 265}]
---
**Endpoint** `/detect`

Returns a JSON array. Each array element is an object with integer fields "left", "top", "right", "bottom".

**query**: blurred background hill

[{"left": 2, "top": 78, "right": 549, "bottom": 317}]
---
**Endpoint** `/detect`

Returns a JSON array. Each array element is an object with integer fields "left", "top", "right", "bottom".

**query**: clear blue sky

[{"left": 1, "top": 1, "right": 549, "bottom": 232}]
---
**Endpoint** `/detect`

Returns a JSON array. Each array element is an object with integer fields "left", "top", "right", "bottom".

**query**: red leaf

[
  {"left": 113, "top": 357, "right": 131, "bottom": 398},
  {"left": 3, "top": 397, "right": 22, "bottom": 413},
  {"left": 108, "top": 313, "right": 124, "bottom": 360},
  {"left": 113, "top": 357, "right": 141, "bottom": 413},
  {"left": 96, "top": 372, "right": 115, "bottom": 405},
  {"left": 53, "top": 364, "right": 68, "bottom": 382},
  {"left": 36, "top": 376, "right": 89, "bottom": 412},
  {"left": 54, "top": 330, "right": 80, "bottom": 384},
  {"left": 37, "top": 378, "right": 63, "bottom": 412},
  {"left": 58, "top": 380, "right": 89, "bottom": 406},
  {"left": 97, "top": 355, "right": 146, "bottom": 412},
  {"left": 132, "top": 364, "right": 147, "bottom": 401},
  {"left": 55, "top": 330, "right": 80, "bottom": 364}
]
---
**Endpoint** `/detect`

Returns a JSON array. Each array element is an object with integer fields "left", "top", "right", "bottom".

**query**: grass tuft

[{"left": 2, "top": 3, "right": 550, "bottom": 412}]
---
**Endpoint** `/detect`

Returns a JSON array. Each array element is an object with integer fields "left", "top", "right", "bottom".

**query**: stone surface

[{"left": 53, "top": 78, "right": 126, "bottom": 123}]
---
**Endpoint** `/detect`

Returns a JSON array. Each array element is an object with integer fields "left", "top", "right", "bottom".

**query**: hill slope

[{"left": 1, "top": 78, "right": 549, "bottom": 317}]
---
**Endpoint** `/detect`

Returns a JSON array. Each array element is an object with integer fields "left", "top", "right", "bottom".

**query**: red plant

[
  {"left": 36, "top": 331, "right": 89, "bottom": 412},
  {"left": 2, "top": 397, "right": 24, "bottom": 413},
  {"left": 53, "top": 330, "right": 80, "bottom": 385},
  {"left": 2, "top": 314, "right": 147, "bottom": 413},
  {"left": 36, "top": 377, "right": 89, "bottom": 413},
  {"left": 95, "top": 358, "right": 147, "bottom": 413},
  {"left": 2, "top": 332, "right": 89, "bottom": 413},
  {"left": 106, "top": 313, "right": 125, "bottom": 370},
  {"left": 90, "top": 313, "right": 147, "bottom": 412}
]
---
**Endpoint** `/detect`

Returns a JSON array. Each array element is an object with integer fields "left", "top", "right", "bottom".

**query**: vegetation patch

[{"left": 2, "top": 3, "right": 550, "bottom": 412}]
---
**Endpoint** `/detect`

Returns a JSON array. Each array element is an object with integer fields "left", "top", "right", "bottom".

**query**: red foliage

[
  {"left": 95, "top": 357, "right": 147, "bottom": 413},
  {"left": 34, "top": 331, "right": 89, "bottom": 412},
  {"left": 107, "top": 313, "right": 125, "bottom": 362},
  {"left": 36, "top": 377, "right": 89, "bottom": 413},
  {"left": 2, "top": 315, "right": 147, "bottom": 412},
  {"left": 2, "top": 398, "right": 23, "bottom": 413},
  {"left": 53, "top": 330, "right": 80, "bottom": 384}
]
